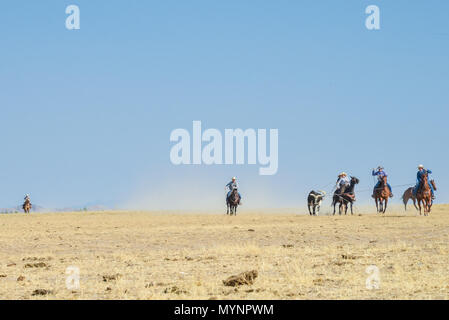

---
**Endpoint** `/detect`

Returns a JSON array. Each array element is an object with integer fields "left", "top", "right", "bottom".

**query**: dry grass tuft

[{"left": 223, "top": 270, "right": 258, "bottom": 287}]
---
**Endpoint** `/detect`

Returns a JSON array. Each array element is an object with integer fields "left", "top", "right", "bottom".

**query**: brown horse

[
  {"left": 23, "top": 199, "right": 32, "bottom": 214},
  {"left": 416, "top": 173, "right": 432, "bottom": 216},
  {"left": 332, "top": 177, "right": 359, "bottom": 215},
  {"left": 374, "top": 175, "right": 391, "bottom": 214},
  {"left": 226, "top": 189, "right": 240, "bottom": 216},
  {"left": 402, "top": 187, "right": 418, "bottom": 211}
]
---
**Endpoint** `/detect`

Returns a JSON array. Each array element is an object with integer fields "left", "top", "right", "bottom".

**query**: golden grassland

[{"left": 1, "top": 205, "right": 449, "bottom": 300}]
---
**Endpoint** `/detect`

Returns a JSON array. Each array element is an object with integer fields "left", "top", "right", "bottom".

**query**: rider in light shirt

[
  {"left": 335, "top": 172, "right": 350, "bottom": 195},
  {"left": 225, "top": 177, "right": 242, "bottom": 204}
]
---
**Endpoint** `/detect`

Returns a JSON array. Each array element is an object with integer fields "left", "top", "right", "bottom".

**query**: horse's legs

[
  {"left": 383, "top": 198, "right": 388, "bottom": 214},
  {"left": 375, "top": 198, "right": 379, "bottom": 213},
  {"left": 425, "top": 198, "right": 431, "bottom": 216},
  {"left": 350, "top": 202, "right": 354, "bottom": 215},
  {"left": 308, "top": 205, "right": 312, "bottom": 216},
  {"left": 413, "top": 198, "right": 418, "bottom": 211}
]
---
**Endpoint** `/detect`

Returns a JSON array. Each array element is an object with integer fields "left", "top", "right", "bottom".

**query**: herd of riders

[
  {"left": 225, "top": 164, "right": 435, "bottom": 207},
  {"left": 333, "top": 164, "right": 435, "bottom": 200},
  {"left": 19, "top": 165, "right": 436, "bottom": 214}
]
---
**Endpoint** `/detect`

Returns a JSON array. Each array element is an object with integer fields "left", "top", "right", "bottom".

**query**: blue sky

[{"left": 1, "top": 1, "right": 448, "bottom": 210}]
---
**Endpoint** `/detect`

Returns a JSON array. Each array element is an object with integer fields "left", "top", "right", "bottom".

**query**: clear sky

[{"left": 1, "top": 1, "right": 448, "bottom": 210}]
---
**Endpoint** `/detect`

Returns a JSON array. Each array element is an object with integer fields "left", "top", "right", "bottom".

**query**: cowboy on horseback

[
  {"left": 225, "top": 177, "right": 242, "bottom": 204},
  {"left": 23, "top": 194, "right": 32, "bottom": 214},
  {"left": 335, "top": 172, "right": 350, "bottom": 195},
  {"left": 332, "top": 174, "right": 359, "bottom": 215},
  {"left": 371, "top": 166, "right": 393, "bottom": 198},
  {"left": 414, "top": 165, "right": 435, "bottom": 200}
]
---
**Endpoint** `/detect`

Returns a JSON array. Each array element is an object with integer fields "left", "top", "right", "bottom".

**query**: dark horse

[
  {"left": 402, "top": 187, "right": 418, "bottom": 211},
  {"left": 332, "top": 177, "right": 360, "bottom": 215},
  {"left": 374, "top": 175, "right": 391, "bottom": 214},
  {"left": 23, "top": 199, "right": 32, "bottom": 214},
  {"left": 416, "top": 172, "right": 432, "bottom": 216},
  {"left": 226, "top": 189, "right": 240, "bottom": 216}
]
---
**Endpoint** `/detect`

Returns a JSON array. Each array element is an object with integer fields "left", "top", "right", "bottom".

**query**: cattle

[{"left": 307, "top": 190, "right": 326, "bottom": 216}]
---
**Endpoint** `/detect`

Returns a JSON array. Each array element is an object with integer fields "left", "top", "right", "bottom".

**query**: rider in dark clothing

[
  {"left": 414, "top": 165, "right": 435, "bottom": 199},
  {"left": 371, "top": 166, "right": 393, "bottom": 198}
]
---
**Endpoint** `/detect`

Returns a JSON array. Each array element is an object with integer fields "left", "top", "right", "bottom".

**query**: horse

[
  {"left": 416, "top": 172, "right": 432, "bottom": 216},
  {"left": 332, "top": 177, "right": 359, "bottom": 215},
  {"left": 307, "top": 190, "right": 326, "bottom": 216},
  {"left": 226, "top": 188, "right": 240, "bottom": 216},
  {"left": 402, "top": 187, "right": 418, "bottom": 211},
  {"left": 23, "top": 199, "right": 32, "bottom": 214},
  {"left": 373, "top": 175, "right": 391, "bottom": 214}
]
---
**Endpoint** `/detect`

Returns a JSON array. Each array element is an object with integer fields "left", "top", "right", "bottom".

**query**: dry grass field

[{"left": 1, "top": 205, "right": 449, "bottom": 300}]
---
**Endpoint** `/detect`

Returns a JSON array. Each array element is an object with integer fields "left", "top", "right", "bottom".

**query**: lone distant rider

[
  {"left": 371, "top": 166, "right": 393, "bottom": 198},
  {"left": 414, "top": 164, "right": 435, "bottom": 200},
  {"left": 225, "top": 177, "right": 242, "bottom": 204},
  {"left": 335, "top": 172, "right": 350, "bottom": 195}
]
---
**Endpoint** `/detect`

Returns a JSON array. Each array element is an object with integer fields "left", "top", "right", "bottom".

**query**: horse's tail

[
  {"left": 431, "top": 180, "right": 437, "bottom": 191},
  {"left": 402, "top": 192, "right": 408, "bottom": 210},
  {"left": 331, "top": 195, "right": 337, "bottom": 206}
]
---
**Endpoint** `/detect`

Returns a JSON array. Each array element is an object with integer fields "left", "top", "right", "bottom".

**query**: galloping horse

[
  {"left": 374, "top": 175, "right": 391, "bottom": 214},
  {"left": 416, "top": 172, "right": 432, "bottom": 216},
  {"left": 23, "top": 199, "right": 32, "bottom": 214},
  {"left": 402, "top": 187, "right": 418, "bottom": 211},
  {"left": 226, "top": 189, "right": 240, "bottom": 216},
  {"left": 332, "top": 177, "right": 360, "bottom": 215}
]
